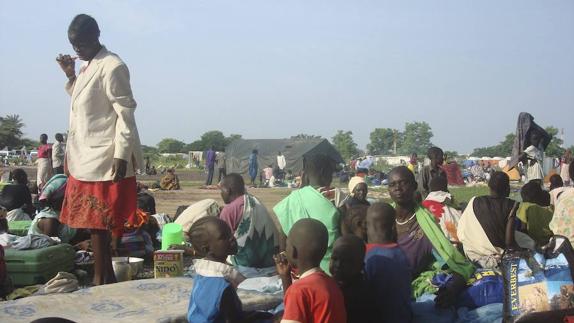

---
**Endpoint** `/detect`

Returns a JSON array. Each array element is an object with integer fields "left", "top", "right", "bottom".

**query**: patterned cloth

[
  {"left": 229, "top": 194, "right": 279, "bottom": 268},
  {"left": 60, "top": 175, "right": 137, "bottom": 237},
  {"left": 422, "top": 191, "right": 461, "bottom": 242},
  {"left": 0, "top": 277, "right": 282, "bottom": 323},
  {"left": 550, "top": 188, "right": 574, "bottom": 243}
]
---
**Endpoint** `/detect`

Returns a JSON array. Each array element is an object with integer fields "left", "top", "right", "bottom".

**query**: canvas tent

[{"left": 225, "top": 139, "right": 343, "bottom": 175}]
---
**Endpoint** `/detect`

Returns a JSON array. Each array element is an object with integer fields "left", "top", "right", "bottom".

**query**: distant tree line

[{"left": 4, "top": 114, "right": 570, "bottom": 162}]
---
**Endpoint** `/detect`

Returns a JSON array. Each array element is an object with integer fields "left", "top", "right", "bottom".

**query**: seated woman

[
  {"left": 219, "top": 174, "right": 278, "bottom": 273},
  {"left": 0, "top": 168, "right": 35, "bottom": 220},
  {"left": 389, "top": 166, "right": 474, "bottom": 307},
  {"left": 517, "top": 181, "right": 554, "bottom": 246},
  {"left": 28, "top": 174, "right": 76, "bottom": 243},
  {"left": 160, "top": 169, "right": 180, "bottom": 190},
  {"left": 458, "top": 172, "right": 520, "bottom": 269},
  {"left": 345, "top": 176, "right": 370, "bottom": 208}
]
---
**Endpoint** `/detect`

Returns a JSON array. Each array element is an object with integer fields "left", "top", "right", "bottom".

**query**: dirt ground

[{"left": 152, "top": 186, "right": 292, "bottom": 217}]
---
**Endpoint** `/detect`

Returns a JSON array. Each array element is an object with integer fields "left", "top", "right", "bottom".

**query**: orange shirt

[{"left": 282, "top": 268, "right": 347, "bottom": 323}]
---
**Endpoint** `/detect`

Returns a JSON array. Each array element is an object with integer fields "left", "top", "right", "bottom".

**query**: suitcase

[
  {"left": 4, "top": 243, "right": 75, "bottom": 286},
  {"left": 7, "top": 220, "right": 32, "bottom": 236}
]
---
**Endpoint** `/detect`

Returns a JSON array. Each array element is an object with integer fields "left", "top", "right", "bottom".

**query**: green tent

[{"left": 225, "top": 138, "right": 343, "bottom": 175}]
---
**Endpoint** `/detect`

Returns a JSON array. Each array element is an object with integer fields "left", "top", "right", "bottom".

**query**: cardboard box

[{"left": 154, "top": 250, "right": 184, "bottom": 278}]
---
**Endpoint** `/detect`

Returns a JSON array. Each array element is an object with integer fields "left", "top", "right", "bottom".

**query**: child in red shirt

[{"left": 274, "top": 218, "right": 347, "bottom": 323}]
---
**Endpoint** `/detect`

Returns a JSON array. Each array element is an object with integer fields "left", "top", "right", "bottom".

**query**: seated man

[
  {"left": 274, "top": 154, "right": 344, "bottom": 274},
  {"left": 389, "top": 166, "right": 474, "bottom": 307},
  {"left": 160, "top": 169, "right": 180, "bottom": 190},
  {"left": 458, "top": 172, "right": 514, "bottom": 269},
  {"left": 219, "top": 173, "right": 279, "bottom": 271},
  {"left": 28, "top": 174, "right": 76, "bottom": 243}
]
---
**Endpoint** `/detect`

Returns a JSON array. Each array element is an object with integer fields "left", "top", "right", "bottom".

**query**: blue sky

[{"left": 1, "top": 0, "right": 573, "bottom": 153}]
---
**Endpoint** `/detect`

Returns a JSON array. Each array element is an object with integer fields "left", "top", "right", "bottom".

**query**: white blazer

[{"left": 65, "top": 46, "right": 143, "bottom": 182}]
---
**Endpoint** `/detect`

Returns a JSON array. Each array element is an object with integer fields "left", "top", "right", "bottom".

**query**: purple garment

[
  {"left": 396, "top": 219, "right": 434, "bottom": 278},
  {"left": 205, "top": 150, "right": 216, "bottom": 168},
  {"left": 219, "top": 195, "right": 245, "bottom": 231}
]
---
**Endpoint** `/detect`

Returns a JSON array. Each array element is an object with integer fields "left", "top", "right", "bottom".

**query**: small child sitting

[
  {"left": 274, "top": 218, "right": 347, "bottom": 323},
  {"left": 187, "top": 217, "right": 271, "bottom": 322},
  {"left": 517, "top": 181, "right": 554, "bottom": 245},
  {"left": 330, "top": 235, "right": 378, "bottom": 323},
  {"left": 365, "top": 202, "right": 413, "bottom": 323}
]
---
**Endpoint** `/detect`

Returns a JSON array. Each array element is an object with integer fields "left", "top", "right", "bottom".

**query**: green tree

[
  {"left": 225, "top": 134, "right": 242, "bottom": 146},
  {"left": 332, "top": 130, "right": 358, "bottom": 161},
  {"left": 20, "top": 138, "right": 39, "bottom": 150},
  {"left": 200, "top": 130, "right": 227, "bottom": 151},
  {"left": 185, "top": 140, "right": 204, "bottom": 152},
  {"left": 367, "top": 128, "right": 398, "bottom": 155},
  {"left": 544, "top": 126, "right": 565, "bottom": 158},
  {"left": 471, "top": 133, "right": 516, "bottom": 157},
  {"left": 157, "top": 138, "right": 186, "bottom": 153},
  {"left": 398, "top": 122, "right": 433, "bottom": 156},
  {"left": 0, "top": 114, "right": 25, "bottom": 149},
  {"left": 141, "top": 144, "right": 159, "bottom": 155}
]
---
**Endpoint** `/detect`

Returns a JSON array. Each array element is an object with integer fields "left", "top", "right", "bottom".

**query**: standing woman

[
  {"left": 37, "top": 134, "right": 53, "bottom": 191},
  {"left": 508, "top": 112, "right": 551, "bottom": 184},
  {"left": 248, "top": 149, "right": 258, "bottom": 186},
  {"left": 56, "top": 14, "right": 143, "bottom": 285}
]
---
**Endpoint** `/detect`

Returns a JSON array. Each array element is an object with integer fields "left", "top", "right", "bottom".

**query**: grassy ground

[{"left": 153, "top": 180, "right": 499, "bottom": 217}]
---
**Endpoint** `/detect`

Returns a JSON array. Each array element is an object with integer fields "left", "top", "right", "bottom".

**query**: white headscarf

[{"left": 348, "top": 176, "right": 366, "bottom": 196}]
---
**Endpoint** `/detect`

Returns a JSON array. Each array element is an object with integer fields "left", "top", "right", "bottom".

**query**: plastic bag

[{"left": 502, "top": 236, "right": 574, "bottom": 322}]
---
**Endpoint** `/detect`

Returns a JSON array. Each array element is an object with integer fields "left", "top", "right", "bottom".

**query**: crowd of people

[{"left": 2, "top": 13, "right": 574, "bottom": 323}]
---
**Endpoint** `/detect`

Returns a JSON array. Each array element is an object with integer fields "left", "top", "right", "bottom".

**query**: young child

[
  {"left": 274, "top": 218, "right": 347, "bottom": 323},
  {"left": 417, "top": 146, "right": 446, "bottom": 198},
  {"left": 187, "top": 217, "right": 270, "bottom": 323},
  {"left": 330, "top": 235, "right": 378, "bottom": 323},
  {"left": 549, "top": 174, "right": 569, "bottom": 206},
  {"left": 517, "top": 181, "right": 554, "bottom": 245},
  {"left": 341, "top": 205, "right": 368, "bottom": 241},
  {"left": 365, "top": 202, "right": 413, "bottom": 323}
]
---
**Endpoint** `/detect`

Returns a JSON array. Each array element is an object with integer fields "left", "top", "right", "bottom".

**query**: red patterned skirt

[{"left": 60, "top": 176, "right": 137, "bottom": 237}]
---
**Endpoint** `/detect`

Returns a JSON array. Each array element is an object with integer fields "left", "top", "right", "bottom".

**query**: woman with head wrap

[
  {"left": 28, "top": 174, "right": 76, "bottom": 243},
  {"left": 346, "top": 176, "right": 370, "bottom": 208}
]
